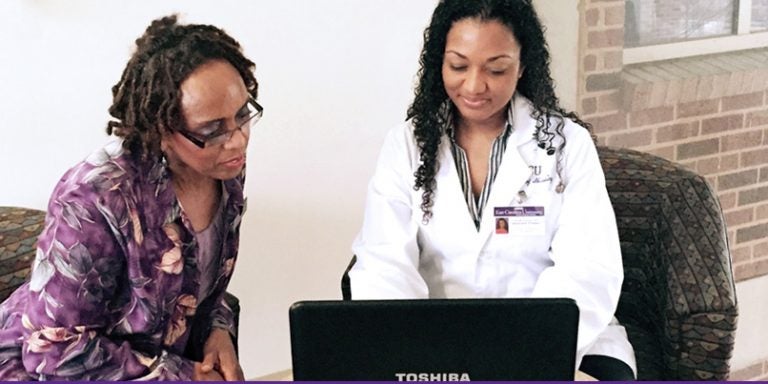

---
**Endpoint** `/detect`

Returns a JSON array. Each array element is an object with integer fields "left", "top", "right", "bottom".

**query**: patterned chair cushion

[
  {"left": 599, "top": 146, "right": 737, "bottom": 380},
  {"left": 0, "top": 207, "right": 45, "bottom": 302}
]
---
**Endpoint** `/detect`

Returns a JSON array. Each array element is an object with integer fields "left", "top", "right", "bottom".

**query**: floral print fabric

[{"left": 0, "top": 139, "right": 245, "bottom": 380}]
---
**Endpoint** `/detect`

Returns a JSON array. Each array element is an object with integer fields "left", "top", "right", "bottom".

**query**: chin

[{"left": 220, "top": 167, "right": 245, "bottom": 181}]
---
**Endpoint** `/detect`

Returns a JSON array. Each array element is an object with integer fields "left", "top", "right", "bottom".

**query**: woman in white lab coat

[{"left": 349, "top": 0, "right": 636, "bottom": 380}]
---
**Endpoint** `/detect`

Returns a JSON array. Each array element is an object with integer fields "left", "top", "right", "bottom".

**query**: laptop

[{"left": 289, "top": 298, "right": 579, "bottom": 381}]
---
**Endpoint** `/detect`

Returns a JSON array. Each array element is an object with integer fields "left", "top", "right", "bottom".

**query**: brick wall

[{"left": 578, "top": 1, "right": 768, "bottom": 284}]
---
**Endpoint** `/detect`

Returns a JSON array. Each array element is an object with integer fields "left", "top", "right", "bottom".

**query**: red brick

[
  {"left": 718, "top": 169, "right": 759, "bottom": 190},
  {"left": 677, "top": 99, "right": 719, "bottom": 119},
  {"left": 701, "top": 114, "right": 745, "bottom": 135},
  {"left": 657, "top": 122, "right": 700, "bottom": 143},
  {"left": 731, "top": 246, "right": 753, "bottom": 264},
  {"left": 719, "top": 192, "right": 737, "bottom": 210},
  {"left": 721, "top": 130, "right": 764, "bottom": 152},
  {"left": 747, "top": 110, "right": 768, "bottom": 128},
  {"left": 696, "top": 157, "right": 719, "bottom": 175},
  {"left": 604, "top": 51, "right": 623, "bottom": 70},
  {"left": 647, "top": 146, "right": 675, "bottom": 161},
  {"left": 587, "top": 28, "right": 623, "bottom": 49},
  {"left": 586, "top": 72, "right": 622, "bottom": 92},
  {"left": 582, "top": 97, "right": 597, "bottom": 115},
  {"left": 677, "top": 138, "right": 719, "bottom": 160},
  {"left": 598, "top": 91, "right": 621, "bottom": 113},
  {"left": 734, "top": 258, "right": 768, "bottom": 281},
  {"left": 736, "top": 222, "right": 768, "bottom": 243},
  {"left": 596, "top": 135, "right": 608, "bottom": 146},
  {"left": 604, "top": 5, "right": 624, "bottom": 26},
  {"left": 681, "top": 160, "right": 696, "bottom": 171},
  {"left": 629, "top": 106, "right": 675, "bottom": 128},
  {"left": 722, "top": 92, "right": 765, "bottom": 112},
  {"left": 725, "top": 207, "right": 755, "bottom": 227},
  {"left": 606, "top": 129, "right": 653, "bottom": 148},
  {"left": 706, "top": 175, "right": 717, "bottom": 189},
  {"left": 623, "top": 78, "right": 653, "bottom": 111},
  {"left": 739, "top": 186, "right": 768, "bottom": 206},
  {"left": 585, "top": 8, "right": 599, "bottom": 26},
  {"left": 755, "top": 241, "right": 768, "bottom": 258},
  {"left": 589, "top": 113, "right": 627, "bottom": 134},
  {"left": 696, "top": 74, "right": 716, "bottom": 101},
  {"left": 742, "top": 148, "right": 768, "bottom": 167},
  {"left": 584, "top": 55, "right": 597, "bottom": 72},
  {"left": 678, "top": 74, "right": 701, "bottom": 104},
  {"left": 720, "top": 153, "right": 740, "bottom": 172},
  {"left": 758, "top": 203, "right": 768, "bottom": 220}
]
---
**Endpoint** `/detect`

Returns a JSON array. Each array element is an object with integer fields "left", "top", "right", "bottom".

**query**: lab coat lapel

[
  {"left": 476, "top": 96, "right": 539, "bottom": 250},
  {"left": 434, "top": 134, "right": 480, "bottom": 238}
]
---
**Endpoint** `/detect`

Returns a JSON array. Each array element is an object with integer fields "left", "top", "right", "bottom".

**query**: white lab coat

[{"left": 350, "top": 95, "right": 636, "bottom": 374}]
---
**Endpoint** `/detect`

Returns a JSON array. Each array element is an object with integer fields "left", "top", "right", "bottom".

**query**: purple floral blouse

[{"left": 0, "top": 140, "right": 245, "bottom": 380}]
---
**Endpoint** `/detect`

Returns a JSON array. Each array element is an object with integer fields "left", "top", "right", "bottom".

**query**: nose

[
  {"left": 223, "top": 121, "right": 249, "bottom": 150},
  {"left": 463, "top": 68, "right": 487, "bottom": 94},
  {"left": 228, "top": 128, "right": 248, "bottom": 150}
]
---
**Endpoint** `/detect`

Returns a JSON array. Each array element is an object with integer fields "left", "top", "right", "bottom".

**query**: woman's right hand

[{"left": 193, "top": 362, "right": 225, "bottom": 381}]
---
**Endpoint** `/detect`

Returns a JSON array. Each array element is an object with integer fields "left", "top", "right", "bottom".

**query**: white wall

[
  {"left": 0, "top": 0, "right": 586, "bottom": 378},
  {"left": 731, "top": 275, "right": 768, "bottom": 371}
]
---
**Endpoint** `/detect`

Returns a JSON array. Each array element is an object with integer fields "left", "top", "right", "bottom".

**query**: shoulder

[
  {"left": 384, "top": 121, "right": 418, "bottom": 146},
  {"left": 559, "top": 117, "right": 594, "bottom": 150},
  {"left": 48, "top": 140, "right": 143, "bottom": 221},
  {"left": 378, "top": 121, "right": 420, "bottom": 159}
]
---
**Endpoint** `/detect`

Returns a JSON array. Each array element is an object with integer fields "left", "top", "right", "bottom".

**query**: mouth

[
  {"left": 222, "top": 155, "right": 246, "bottom": 168},
  {"left": 460, "top": 96, "right": 490, "bottom": 109}
]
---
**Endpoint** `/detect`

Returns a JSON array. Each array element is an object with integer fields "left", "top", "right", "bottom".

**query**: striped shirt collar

[{"left": 445, "top": 102, "right": 515, "bottom": 230}]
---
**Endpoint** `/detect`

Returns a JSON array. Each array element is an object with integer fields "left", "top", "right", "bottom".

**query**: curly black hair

[
  {"left": 106, "top": 15, "right": 258, "bottom": 163},
  {"left": 407, "top": 0, "right": 591, "bottom": 222}
]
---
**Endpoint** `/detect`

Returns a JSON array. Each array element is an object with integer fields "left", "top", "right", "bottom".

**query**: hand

[
  {"left": 193, "top": 362, "right": 225, "bottom": 381},
  {"left": 200, "top": 327, "right": 245, "bottom": 381}
]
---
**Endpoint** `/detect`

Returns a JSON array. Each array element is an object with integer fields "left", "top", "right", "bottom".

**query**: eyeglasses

[{"left": 178, "top": 98, "right": 263, "bottom": 149}]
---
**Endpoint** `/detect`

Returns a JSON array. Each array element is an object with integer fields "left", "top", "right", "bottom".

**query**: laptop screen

[{"left": 289, "top": 298, "right": 579, "bottom": 381}]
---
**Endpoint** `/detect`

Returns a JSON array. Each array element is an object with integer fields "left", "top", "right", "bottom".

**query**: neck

[
  {"left": 457, "top": 114, "right": 507, "bottom": 140},
  {"left": 168, "top": 162, "right": 218, "bottom": 195}
]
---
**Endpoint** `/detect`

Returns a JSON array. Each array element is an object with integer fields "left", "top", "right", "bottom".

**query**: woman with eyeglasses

[
  {"left": 348, "top": 0, "right": 635, "bottom": 380},
  {"left": 0, "top": 15, "right": 259, "bottom": 381}
]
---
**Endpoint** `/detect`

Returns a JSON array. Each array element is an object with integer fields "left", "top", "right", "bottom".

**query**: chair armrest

[{"left": 667, "top": 311, "right": 738, "bottom": 380}]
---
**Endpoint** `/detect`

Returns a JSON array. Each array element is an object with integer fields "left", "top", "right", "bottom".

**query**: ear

[
  {"left": 518, "top": 66, "right": 525, "bottom": 79},
  {"left": 160, "top": 136, "right": 169, "bottom": 152},
  {"left": 160, "top": 132, "right": 174, "bottom": 154}
]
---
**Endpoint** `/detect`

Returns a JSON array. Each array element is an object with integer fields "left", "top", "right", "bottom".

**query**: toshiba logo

[{"left": 394, "top": 372, "right": 471, "bottom": 381}]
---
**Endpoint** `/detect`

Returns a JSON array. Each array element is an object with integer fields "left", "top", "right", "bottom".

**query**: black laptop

[{"left": 289, "top": 298, "right": 579, "bottom": 381}]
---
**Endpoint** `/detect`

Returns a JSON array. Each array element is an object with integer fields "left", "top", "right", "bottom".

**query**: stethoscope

[{"left": 515, "top": 160, "right": 565, "bottom": 204}]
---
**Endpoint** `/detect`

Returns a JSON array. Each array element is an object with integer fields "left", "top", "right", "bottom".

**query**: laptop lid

[{"left": 289, "top": 298, "right": 579, "bottom": 381}]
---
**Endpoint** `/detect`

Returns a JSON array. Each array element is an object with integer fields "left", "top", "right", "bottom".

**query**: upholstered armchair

[
  {"left": 599, "top": 146, "right": 737, "bottom": 380},
  {"left": 341, "top": 146, "right": 738, "bottom": 380},
  {"left": 0, "top": 206, "right": 241, "bottom": 352}
]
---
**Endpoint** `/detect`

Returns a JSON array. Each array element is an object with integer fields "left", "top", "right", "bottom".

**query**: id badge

[{"left": 494, "top": 206, "right": 545, "bottom": 236}]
